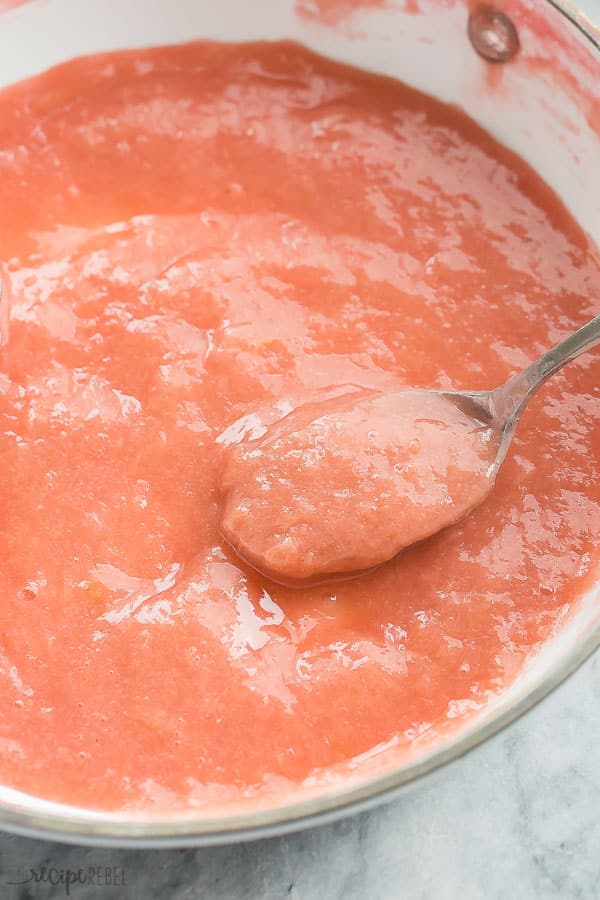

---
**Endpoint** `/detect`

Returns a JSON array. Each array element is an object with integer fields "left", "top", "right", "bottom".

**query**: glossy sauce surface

[{"left": 0, "top": 41, "right": 598, "bottom": 810}]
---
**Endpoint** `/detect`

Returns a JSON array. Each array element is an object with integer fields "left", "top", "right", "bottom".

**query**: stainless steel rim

[{"left": 0, "top": 0, "right": 598, "bottom": 847}]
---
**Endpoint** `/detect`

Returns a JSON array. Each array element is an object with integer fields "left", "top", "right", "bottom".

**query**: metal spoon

[
  {"left": 449, "top": 313, "right": 600, "bottom": 473},
  {"left": 220, "top": 314, "right": 600, "bottom": 586}
]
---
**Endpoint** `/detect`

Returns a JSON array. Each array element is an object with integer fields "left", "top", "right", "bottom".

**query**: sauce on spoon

[{"left": 220, "top": 389, "right": 500, "bottom": 584}]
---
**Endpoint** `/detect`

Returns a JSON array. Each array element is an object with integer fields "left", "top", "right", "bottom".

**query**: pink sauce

[{"left": 0, "top": 40, "right": 597, "bottom": 811}]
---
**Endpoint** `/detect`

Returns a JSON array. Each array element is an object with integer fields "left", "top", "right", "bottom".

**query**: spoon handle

[{"left": 492, "top": 313, "right": 600, "bottom": 425}]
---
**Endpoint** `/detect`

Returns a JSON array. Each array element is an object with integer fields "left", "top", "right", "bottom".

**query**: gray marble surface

[
  {"left": 0, "top": 650, "right": 597, "bottom": 899},
  {"left": 1, "top": 0, "right": 599, "bottom": 897}
]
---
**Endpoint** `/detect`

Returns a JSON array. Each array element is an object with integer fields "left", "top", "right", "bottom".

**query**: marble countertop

[{"left": 0, "top": 1, "right": 599, "bottom": 897}]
